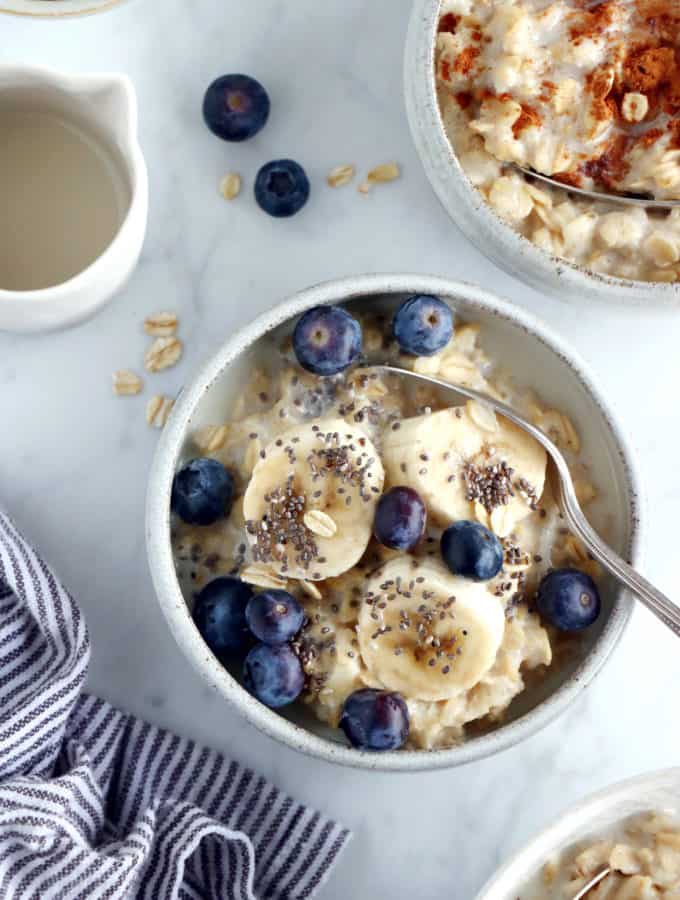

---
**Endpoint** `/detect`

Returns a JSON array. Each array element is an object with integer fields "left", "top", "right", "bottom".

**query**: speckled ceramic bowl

[
  {"left": 404, "top": 0, "right": 680, "bottom": 305},
  {"left": 475, "top": 768, "right": 680, "bottom": 899},
  {"left": 0, "top": 0, "right": 125, "bottom": 16},
  {"left": 146, "top": 274, "right": 643, "bottom": 771}
]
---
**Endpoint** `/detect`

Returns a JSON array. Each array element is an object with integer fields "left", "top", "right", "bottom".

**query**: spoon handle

[
  {"left": 558, "top": 481, "right": 680, "bottom": 638},
  {"left": 571, "top": 866, "right": 611, "bottom": 899}
]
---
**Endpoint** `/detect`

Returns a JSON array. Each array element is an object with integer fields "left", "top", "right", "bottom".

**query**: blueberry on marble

[
  {"left": 243, "top": 643, "right": 305, "bottom": 708},
  {"left": 254, "top": 159, "right": 310, "bottom": 218},
  {"left": 536, "top": 568, "right": 601, "bottom": 631},
  {"left": 293, "top": 305, "right": 362, "bottom": 376},
  {"left": 373, "top": 486, "right": 426, "bottom": 551},
  {"left": 339, "top": 689, "right": 409, "bottom": 751},
  {"left": 393, "top": 295, "right": 454, "bottom": 356},
  {"left": 245, "top": 590, "right": 305, "bottom": 645},
  {"left": 202, "top": 74, "right": 270, "bottom": 142},
  {"left": 193, "top": 577, "right": 253, "bottom": 657},
  {"left": 440, "top": 520, "right": 503, "bottom": 581},
  {"left": 171, "top": 458, "right": 234, "bottom": 526}
]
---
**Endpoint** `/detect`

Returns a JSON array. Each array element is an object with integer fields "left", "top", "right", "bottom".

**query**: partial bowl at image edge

[
  {"left": 404, "top": 0, "right": 680, "bottom": 305},
  {"left": 474, "top": 767, "right": 680, "bottom": 899},
  {"left": 0, "top": 0, "right": 127, "bottom": 17},
  {"left": 146, "top": 273, "right": 644, "bottom": 772}
]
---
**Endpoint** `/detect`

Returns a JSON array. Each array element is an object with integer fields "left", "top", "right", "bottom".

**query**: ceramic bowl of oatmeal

[
  {"left": 146, "top": 274, "right": 642, "bottom": 770},
  {"left": 405, "top": 0, "right": 680, "bottom": 303},
  {"left": 476, "top": 768, "right": 680, "bottom": 899}
]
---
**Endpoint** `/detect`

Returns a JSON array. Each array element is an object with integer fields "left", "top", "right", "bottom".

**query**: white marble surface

[{"left": 2, "top": 2, "right": 680, "bottom": 897}]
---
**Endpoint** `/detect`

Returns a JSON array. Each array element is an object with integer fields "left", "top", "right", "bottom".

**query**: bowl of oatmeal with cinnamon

[
  {"left": 476, "top": 769, "right": 680, "bottom": 900},
  {"left": 405, "top": 0, "right": 680, "bottom": 302},
  {"left": 146, "top": 274, "right": 641, "bottom": 770}
]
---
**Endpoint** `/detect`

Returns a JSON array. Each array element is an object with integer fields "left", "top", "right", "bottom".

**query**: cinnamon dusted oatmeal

[
  {"left": 436, "top": 0, "right": 680, "bottom": 282},
  {"left": 527, "top": 812, "right": 680, "bottom": 898},
  {"left": 171, "top": 301, "right": 603, "bottom": 751}
]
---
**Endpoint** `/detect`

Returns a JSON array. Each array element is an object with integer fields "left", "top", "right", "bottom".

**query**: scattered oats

[
  {"left": 303, "top": 510, "right": 338, "bottom": 538},
  {"left": 144, "top": 311, "right": 178, "bottom": 337},
  {"left": 112, "top": 370, "right": 143, "bottom": 396},
  {"left": 219, "top": 172, "right": 242, "bottom": 201},
  {"left": 467, "top": 400, "right": 498, "bottom": 433},
  {"left": 145, "top": 336, "right": 183, "bottom": 373},
  {"left": 367, "top": 162, "right": 400, "bottom": 184},
  {"left": 146, "top": 394, "right": 174, "bottom": 429},
  {"left": 357, "top": 181, "right": 370, "bottom": 195},
  {"left": 327, "top": 164, "right": 355, "bottom": 188},
  {"left": 299, "top": 580, "right": 323, "bottom": 601},
  {"left": 240, "top": 564, "right": 288, "bottom": 590},
  {"left": 194, "top": 424, "right": 229, "bottom": 453}
]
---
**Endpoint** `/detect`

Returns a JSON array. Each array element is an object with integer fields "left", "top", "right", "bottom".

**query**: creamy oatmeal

[
  {"left": 529, "top": 812, "right": 680, "bottom": 898},
  {"left": 172, "top": 303, "right": 601, "bottom": 751},
  {"left": 436, "top": 0, "right": 680, "bottom": 283}
]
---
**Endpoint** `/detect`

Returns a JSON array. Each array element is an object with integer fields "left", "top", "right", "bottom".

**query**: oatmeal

[
  {"left": 528, "top": 812, "right": 680, "bottom": 898},
  {"left": 436, "top": 0, "right": 680, "bottom": 283},
  {"left": 171, "top": 300, "right": 602, "bottom": 751}
]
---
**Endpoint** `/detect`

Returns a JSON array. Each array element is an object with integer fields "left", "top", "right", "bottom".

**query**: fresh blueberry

[
  {"left": 254, "top": 159, "right": 310, "bottom": 218},
  {"left": 440, "top": 520, "right": 503, "bottom": 581},
  {"left": 339, "top": 689, "right": 409, "bottom": 751},
  {"left": 171, "top": 458, "right": 234, "bottom": 526},
  {"left": 243, "top": 643, "right": 305, "bottom": 708},
  {"left": 246, "top": 590, "right": 305, "bottom": 645},
  {"left": 536, "top": 568, "right": 601, "bottom": 631},
  {"left": 202, "top": 74, "right": 270, "bottom": 142},
  {"left": 293, "top": 305, "right": 362, "bottom": 376},
  {"left": 393, "top": 295, "right": 454, "bottom": 356},
  {"left": 193, "top": 577, "right": 253, "bottom": 657},
  {"left": 373, "top": 486, "right": 426, "bottom": 551}
]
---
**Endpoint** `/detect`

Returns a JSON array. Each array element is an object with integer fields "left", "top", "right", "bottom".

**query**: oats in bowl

[{"left": 435, "top": 0, "right": 680, "bottom": 283}]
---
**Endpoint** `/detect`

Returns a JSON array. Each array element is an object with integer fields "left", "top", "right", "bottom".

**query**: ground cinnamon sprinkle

[
  {"left": 438, "top": 12, "right": 459, "bottom": 33},
  {"left": 552, "top": 171, "right": 583, "bottom": 188},
  {"left": 454, "top": 46, "right": 480, "bottom": 75},
  {"left": 622, "top": 46, "right": 675, "bottom": 92},
  {"left": 569, "top": 1, "right": 616, "bottom": 41},
  {"left": 635, "top": 127, "right": 664, "bottom": 148},
  {"left": 455, "top": 91, "right": 473, "bottom": 110},
  {"left": 581, "top": 134, "right": 629, "bottom": 188},
  {"left": 441, "top": 59, "right": 451, "bottom": 82},
  {"left": 668, "top": 120, "right": 680, "bottom": 150},
  {"left": 512, "top": 104, "right": 542, "bottom": 138}
]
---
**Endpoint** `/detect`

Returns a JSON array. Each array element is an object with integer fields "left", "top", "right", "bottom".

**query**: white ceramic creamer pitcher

[{"left": 0, "top": 65, "right": 148, "bottom": 333}]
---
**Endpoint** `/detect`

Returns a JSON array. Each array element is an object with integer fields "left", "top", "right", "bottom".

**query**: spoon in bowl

[
  {"left": 374, "top": 364, "right": 680, "bottom": 638},
  {"left": 513, "top": 164, "right": 680, "bottom": 211},
  {"left": 571, "top": 865, "right": 612, "bottom": 899}
]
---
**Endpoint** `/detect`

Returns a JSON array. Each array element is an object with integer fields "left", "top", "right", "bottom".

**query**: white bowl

[
  {"left": 0, "top": 0, "right": 126, "bottom": 17},
  {"left": 476, "top": 768, "right": 680, "bottom": 899},
  {"left": 146, "top": 273, "right": 643, "bottom": 771},
  {"left": 404, "top": 0, "right": 680, "bottom": 305}
]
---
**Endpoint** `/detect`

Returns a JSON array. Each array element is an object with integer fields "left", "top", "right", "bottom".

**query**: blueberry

[
  {"left": 339, "top": 689, "right": 409, "bottom": 751},
  {"left": 202, "top": 74, "right": 270, "bottom": 142},
  {"left": 246, "top": 590, "right": 305, "bottom": 645},
  {"left": 243, "top": 643, "right": 305, "bottom": 708},
  {"left": 393, "top": 295, "right": 454, "bottom": 356},
  {"left": 536, "top": 568, "right": 600, "bottom": 631},
  {"left": 255, "top": 159, "right": 310, "bottom": 218},
  {"left": 193, "top": 577, "right": 253, "bottom": 657},
  {"left": 440, "top": 520, "right": 503, "bottom": 581},
  {"left": 171, "top": 458, "right": 234, "bottom": 526},
  {"left": 373, "top": 486, "right": 426, "bottom": 551},
  {"left": 293, "top": 305, "right": 362, "bottom": 376}
]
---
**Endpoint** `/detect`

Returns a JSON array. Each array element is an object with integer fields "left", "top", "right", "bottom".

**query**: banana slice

[
  {"left": 381, "top": 402, "right": 546, "bottom": 536},
  {"left": 357, "top": 557, "right": 506, "bottom": 701},
  {"left": 243, "top": 418, "right": 384, "bottom": 581}
]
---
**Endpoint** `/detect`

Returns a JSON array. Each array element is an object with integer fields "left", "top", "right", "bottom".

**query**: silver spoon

[
  {"left": 375, "top": 365, "right": 680, "bottom": 638},
  {"left": 571, "top": 865, "right": 612, "bottom": 899},
  {"left": 513, "top": 164, "right": 680, "bottom": 210}
]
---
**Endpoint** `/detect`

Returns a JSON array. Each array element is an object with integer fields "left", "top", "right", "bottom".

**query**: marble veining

[{"left": 1, "top": 1, "right": 679, "bottom": 897}]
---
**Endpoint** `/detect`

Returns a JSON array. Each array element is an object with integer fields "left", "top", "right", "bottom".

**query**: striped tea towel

[{"left": 0, "top": 511, "right": 350, "bottom": 899}]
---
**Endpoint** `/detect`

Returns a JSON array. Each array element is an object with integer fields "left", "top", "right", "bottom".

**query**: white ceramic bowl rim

[
  {"left": 0, "top": 0, "right": 125, "bottom": 17},
  {"left": 0, "top": 64, "right": 147, "bottom": 306},
  {"left": 475, "top": 767, "right": 680, "bottom": 899},
  {"left": 404, "top": 0, "right": 680, "bottom": 304},
  {"left": 146, "top": 273, "right": 644, "bottom": 772}
]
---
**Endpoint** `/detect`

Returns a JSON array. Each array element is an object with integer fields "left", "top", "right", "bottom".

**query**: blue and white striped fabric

[{"left": 0, "top": 511, "right": 350, "bottom": 899}]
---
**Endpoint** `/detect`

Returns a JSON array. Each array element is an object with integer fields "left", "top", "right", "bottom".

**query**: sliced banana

[
  {"left": 357, "top": 557, "right": 506, "bottom": 702},
  {"left": 242, "top": 418, "right": 384, "bottom": 581},
  {"left": 381, "top": 403, "right": 547, "bottom": 536}
]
